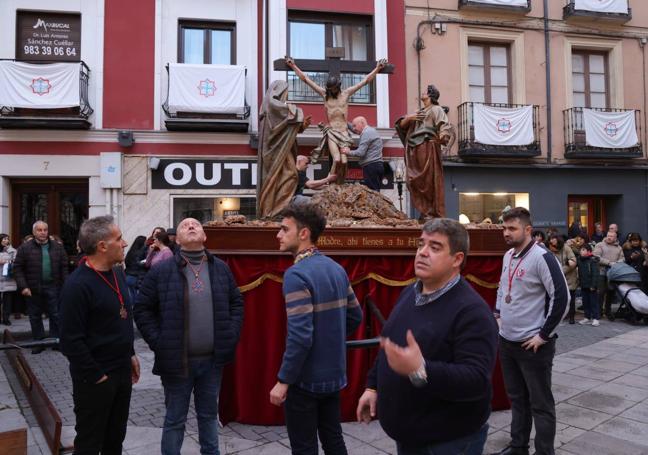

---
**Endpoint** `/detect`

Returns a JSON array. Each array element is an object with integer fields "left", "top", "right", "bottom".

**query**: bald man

[
  {"left": 135, "top": 217, "right": 243, "bottom": 454},
  {"left": 295, "top": 155, "right": 337, "bottom": 196},
  {"left": 343, "top": 116, "right": 384, "bottom": 191}
]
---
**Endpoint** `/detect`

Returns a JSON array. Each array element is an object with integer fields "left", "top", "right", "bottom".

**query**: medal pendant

[
  {"left": 505, "top": 294, "right": 512, "bottom": 304},
  {"left": 192, "top": 278, "right": 204, "bottom": 293},
  {"left": 120, "top": 307, "right": 128, "bottom": 319}
]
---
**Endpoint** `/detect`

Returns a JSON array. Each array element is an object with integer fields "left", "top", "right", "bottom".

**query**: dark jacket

[
  {"left": 134, "top": 250, "right": 244, "bottom": 377},
  {"left": 13, "top": 239, "right": 69, "bottom": 292},
  {"left": 577, "top": 255, "right": 599, "bottom": 290}
]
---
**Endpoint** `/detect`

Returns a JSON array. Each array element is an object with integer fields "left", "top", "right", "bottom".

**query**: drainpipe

[
  {"left": 543, "top": 0, "right": 553, "bottom": 164},
  {"left": 105, "top": 189, "right": 111, "bottom": 216}
]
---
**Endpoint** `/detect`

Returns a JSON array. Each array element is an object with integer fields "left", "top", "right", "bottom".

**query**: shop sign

[
  {"left": 152, "top": 159, "right": 257, "bottom": 190},
  {"left": 16, "top": 11, "right": 81, "bottom": 62},
  {"left": 152, "top": 159, "right": 394, "bottom": 190}
]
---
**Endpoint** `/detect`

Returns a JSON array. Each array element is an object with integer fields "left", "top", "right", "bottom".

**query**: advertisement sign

[{"left": 16, "top": 11, "right": 81, "bottom": 62}]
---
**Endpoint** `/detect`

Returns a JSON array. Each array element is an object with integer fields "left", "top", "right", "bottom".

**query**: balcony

[
  {"left": 564, "top": 107, "right": 642, "bottom": 159},
  {"left": 163, "top": 63, "right": 250, "bottom": 133},
  {"left": 458, "top": 102, "right": 541, "bottom": 158},
  {"left": 0, "top": 60, "right": 92, "bottom": 129},
  {"left": 563, "top": 0, "right": 631, "bottom": 23},
  {"left": 458, "top": 0, "right": 531, "bottom": 14}
]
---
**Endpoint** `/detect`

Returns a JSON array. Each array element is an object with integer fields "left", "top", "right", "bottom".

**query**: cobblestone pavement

[{"left": 2, "top": 314, "right": 648, "bottom": 454}]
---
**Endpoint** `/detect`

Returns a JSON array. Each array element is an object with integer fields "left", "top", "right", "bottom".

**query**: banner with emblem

[
  {"left": 473, "top": 103, "right": 534, "bottom": 146},
  {"left": 0, "top": 61, "right": 80, "bottom": 108},
  {"left": 467, "top": 0, "right": 528, "bottom": 6},
  {"left": 583, "top": 108, "right": 638, "bottom": 148},
  {"left": 574, "top": 0, "right": 628, "bottom": 14},
  {"left": 167, "top": 64, "right": 246, "bottom": 114}
]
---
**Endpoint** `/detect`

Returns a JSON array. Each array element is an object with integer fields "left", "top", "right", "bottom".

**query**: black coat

[
  {"left": 13, "top": 239, "right": 69, "bottom": 292},
  {"left": 133, "top": 251, "right": 244, "bottom": 377}
]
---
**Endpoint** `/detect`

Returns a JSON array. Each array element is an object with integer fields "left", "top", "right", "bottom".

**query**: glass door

[
  {"left": 11, "top": 180, "right": 88, "bottom": 256},
  {"left": 567, "top": 196, "right": 606, "bottom": 238}
]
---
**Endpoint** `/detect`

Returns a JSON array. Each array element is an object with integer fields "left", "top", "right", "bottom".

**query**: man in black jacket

[
  {"left": 13, "top": 220, "right": 68, "bottom": 353},
  {"left": 134, "top": 217, "right": 244, "bottom": 455},
  {"left": 356, "top": 219, "right": 498, "bottom": 455},
  {"left": 59, "top": 215, "right": 140, "bottom": 455}
]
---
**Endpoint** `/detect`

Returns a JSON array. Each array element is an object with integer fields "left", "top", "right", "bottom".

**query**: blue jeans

[
  {"left": 125, "top": 274, "right": 139, "bottom": 302},
  {"left": 582, "top": 288, "right": 599, "bottom": 320},
  {"left": 396, "top": 423, "right": 488, "bottom": 455},
  {"left": 161, "top": 358, "right": 223, "bottom": 455}
]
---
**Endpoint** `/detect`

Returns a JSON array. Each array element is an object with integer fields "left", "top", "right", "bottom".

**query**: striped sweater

[{"left": 278, "top": 252, "right": 363, "bottom": 393}]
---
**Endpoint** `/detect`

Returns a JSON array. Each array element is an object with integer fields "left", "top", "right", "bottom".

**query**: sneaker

[
  {"left": 592, "top": 319, "right": 600, "bottom": 327},
  {"left": 579, "top": 318, "right": 591, "bottom": 325}
]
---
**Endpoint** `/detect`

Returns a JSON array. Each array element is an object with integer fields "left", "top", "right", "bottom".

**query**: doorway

[
  {"left": 567, "top": 196, "right": 607, "bottom": 238},
  {"left": 11, "top": 179, "right": 89, "bottom": 256}
]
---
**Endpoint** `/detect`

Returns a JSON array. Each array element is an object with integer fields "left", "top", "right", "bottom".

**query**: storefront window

[
  {"left": 459, "top": 192, "right": 529, "bottom": 224},
  {"left": 172, "top": 196, "right": 255, "bottom": 226}
]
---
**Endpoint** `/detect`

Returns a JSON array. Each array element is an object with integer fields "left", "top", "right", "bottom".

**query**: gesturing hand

[{"left": 381, "top": 330, "right": 424, "bottom": 376}]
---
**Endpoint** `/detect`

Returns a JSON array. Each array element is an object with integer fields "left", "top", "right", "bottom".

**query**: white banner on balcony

[
  {"left": 168, "top": 64, "right": 246, "bottom": 114},
  {"left": 473, "top": 104, "right": 534, "bottom": 146},
  {"left": 468, "top": 0, "right": 528, "bottom": 6},
  {"left": 574, "top": 0, "right": 628, "bottom": 14},
  {"left": 0, "top": 61, "right": 80, "bottom": 109},
  {"left": 583, "top": 108, "right": 638, "bottom": 148}
]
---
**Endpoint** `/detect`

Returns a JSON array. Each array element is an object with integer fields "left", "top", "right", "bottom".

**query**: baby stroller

[{"left": 607, "top": 263, "right": 648, "bottom": 324}]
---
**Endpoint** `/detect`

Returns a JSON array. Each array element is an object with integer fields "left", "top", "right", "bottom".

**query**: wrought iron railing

[
  {"left": 563, "top": 0, "right": 631, "bottom": 20},
  {"left": 162, "top": 64, "right": 251, "bottom": 119},
  {"left": 457, "top": 101, "right": 541, "bottom": 157},
  {"left": 287, "top": 72, "right": 375, "bottom": 104},
  {"left": 0, "top": 59, "right": 93, "bottom": 118},
  {"left": 563, "top": 107, "right": 642, "bottom": 157},
  {"left": 458, "top": 0, "right": 531, "bottom": 11}
]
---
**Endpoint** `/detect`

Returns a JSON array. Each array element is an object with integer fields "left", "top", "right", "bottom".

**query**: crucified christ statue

[{"left": 285, "top": 56, "right": 388, "bottom": 184}]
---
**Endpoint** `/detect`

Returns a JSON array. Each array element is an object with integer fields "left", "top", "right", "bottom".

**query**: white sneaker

[
  {"left": 592, "top": 319, "right": 600, "bottom": 327},
  {"left": 578, "top": 318, "right": 591, "bottom": 325}
]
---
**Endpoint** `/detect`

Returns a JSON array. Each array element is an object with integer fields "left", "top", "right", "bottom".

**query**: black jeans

[
  {"left": 284, "top": 386, "right": 347, "bottom": 455},
  {"left": 72, "top": 367, "right": 132, "bottom": 455},
  {"left": 500, "top": 336, "right": 556, "bottom": 455},
  {"left": 0, "top": 291, "right": 13, "bottom": 321},
  {"left": 27, "top": 284, "right": 60, "bottom": 339},
  {"left": 362, "top": 161, "right": 385, "bottom": 192}
]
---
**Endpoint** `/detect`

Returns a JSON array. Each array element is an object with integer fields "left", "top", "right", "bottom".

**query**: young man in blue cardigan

[{"left": 270, "top": 199, "right": 363, "bottom": 454}]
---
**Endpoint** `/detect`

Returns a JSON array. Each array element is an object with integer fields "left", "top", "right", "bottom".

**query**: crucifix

[{"left": 273, "top": 50, "right": 393, "bottom": 184}]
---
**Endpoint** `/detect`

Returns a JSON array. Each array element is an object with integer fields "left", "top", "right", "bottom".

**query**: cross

[
  {"left": 198, "top": 79, "right": 216, "bottom": 97},
  {"left": 273, "top": 47, "right": 394, "bottom": 79}
]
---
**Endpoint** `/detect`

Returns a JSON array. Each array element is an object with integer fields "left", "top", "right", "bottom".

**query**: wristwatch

[{"left": 408, "top": 360, "right": 428, "bottom": 387}]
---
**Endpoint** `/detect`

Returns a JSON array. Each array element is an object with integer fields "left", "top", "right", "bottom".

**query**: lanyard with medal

[
  {"left": 505, "top": 244, "right": 532, "bottom": 304},
  {"left": 86, "top": 258, "right": 128, "bottom": 319},
  {"left": 182, "top": 254, "right": 206, "bottom": 293}
]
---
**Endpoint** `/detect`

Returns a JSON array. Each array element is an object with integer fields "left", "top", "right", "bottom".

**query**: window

[
  {"left": 459, "top": 192, "right": 529, "bottom": 224},
  {"left": 468, "top": 43, "right": 511, "bottom": 104},
  {"left": 287, "top": 12, "right": 374, "bottom": 103},
  {"left": 572, "top": 51, "right": 608, "bottom": 108},
  {"left": 178, "top": 21, "right": 235, "bottom": 64},
  {"left": 172, "top": 196, "right": 255, "bottom": 226}
]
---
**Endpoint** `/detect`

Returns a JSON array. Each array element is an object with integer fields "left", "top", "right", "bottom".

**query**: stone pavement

[{"left": 2, "top": 314, "right": 648, "bottom": 454}]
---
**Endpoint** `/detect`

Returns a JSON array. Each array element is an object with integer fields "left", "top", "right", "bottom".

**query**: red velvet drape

[{"left": 219, "top": 254, "right": 509, "bottom": 425}]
